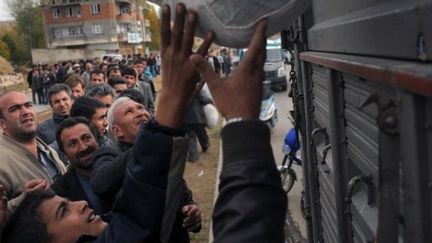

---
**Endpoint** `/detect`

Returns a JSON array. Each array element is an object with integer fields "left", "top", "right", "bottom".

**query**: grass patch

[{"left": 153, "top": 75, "right": 220, "bottom": 243}]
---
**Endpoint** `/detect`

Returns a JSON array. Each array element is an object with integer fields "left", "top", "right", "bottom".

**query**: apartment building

[{"left": 42, "top": 0, "right": 151, "bottom": 55}]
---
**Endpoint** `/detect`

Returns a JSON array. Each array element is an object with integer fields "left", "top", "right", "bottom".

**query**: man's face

[
  {"left": 109, "top": 69, "right": 121, "bottom": 78},
  {"left": 40, "top": 196, "right": 107, "bottom": 243},
  {"left": 71, "top": 83, "right": 85, "bottom": 99},
  {"left": 134, "top": 63, "right": 146, "bottom": 75},
  {"left": 91, "top": 73, "right": 105, "bottom": 85},
  {"left": 0, "top": 92, "right": 38, "bottom": 142},
  {"left": 50, "top": 91, "right": 72, "bottom": 117},
  {"left": 112, "top": 100, "right": 151, "bottom": 144},
  {"left": 86, "top": 63, "right": 93, "bottom": 72},
  {"left": 95, "top": 95, "right": 113, "bottom": 109},
  {"left": 113, "top": 84, "right": 128, "bottom": 96},
  {"left": 91, "top": 108, "right": 108, "bottom": 135},
  {"left": 123, "top": 75, "right": 136, "bottom": 88},
  {"left": 60, "top": 123, "right": 98, "bottom": 170}
]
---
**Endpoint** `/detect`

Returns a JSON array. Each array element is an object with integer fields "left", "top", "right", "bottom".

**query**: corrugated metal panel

[
  {"left": 342, "top": 73, "right": 391, "bottom": 243},
  {"left": 310, "top": 64, "right": 340, "bottom": 243},
  {"left": 351, "top": 191, "right": 377, "bottom": 243},
  {"left": 311, "top": 64, "right": 330, "bottom": 127},
  {"left": 343, "top": 73, "right": 395, "bottom": 185}
]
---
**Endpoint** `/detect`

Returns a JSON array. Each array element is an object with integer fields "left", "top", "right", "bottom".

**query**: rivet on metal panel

[{"left": 378, "top": 107, "right": 399, "bottom": 134}]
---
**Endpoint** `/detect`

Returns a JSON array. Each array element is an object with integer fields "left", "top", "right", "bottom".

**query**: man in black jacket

[
  {"left": 93, "top": 95, "right": 201, "bottom": 242},
  {"left": 1, "top": 4, "right": 286, "bottom": 243},
  {"left": 51, "top": 117, "right": 108, "bottom": 216}
]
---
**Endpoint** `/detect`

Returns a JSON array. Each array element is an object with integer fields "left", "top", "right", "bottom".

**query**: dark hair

[
  {"left": 121, "top": 67, "right": 137, "bottom": 78},
  {"left": 47, "top": 84, "right": 72, "bottom": 106},
  {"left": 55, "top": 116, "right": 97, "bottom": 152},
  {"left": 2, "top": 190, "right": 56, "bottom": 243},
  {"left": 134, "top": 59, "right": 146, "bottom": 65},
  {"left": 90, "top": 69, "right": 105, "bottom": 79},
  {"left": 118, "top": 89, "right": 146, "bottom": 106},
  {"left": 107, "top": 76, "right": 127, "bottom": 88},
  {"left": 106, "top": 66, "right": 120, "bottom": 77},
  {"left": 65, "top": 74, "right": 86, "bottom": 89},
  {"left": 70, "top": 96, "right": 105, "bottom": 120},
  {"left": 86, "top": 84, "right": 115, "bottom": 98}
]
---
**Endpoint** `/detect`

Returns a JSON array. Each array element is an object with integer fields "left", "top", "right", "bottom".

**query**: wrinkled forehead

[{"left": 114, "top": 100, "right": 142, "bottom": 115}]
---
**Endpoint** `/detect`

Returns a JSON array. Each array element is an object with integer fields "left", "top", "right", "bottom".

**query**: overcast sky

[{"left": 0, "top": 0, "right": 14, "bottom": 21}]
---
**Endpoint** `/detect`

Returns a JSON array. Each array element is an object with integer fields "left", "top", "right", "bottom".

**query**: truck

[{"left": 282, "top": 1, "right": 432, "bottom": 243}]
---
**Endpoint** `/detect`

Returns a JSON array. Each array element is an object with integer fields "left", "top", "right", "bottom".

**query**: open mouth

[
  {"left": 22, "top": 118, "right": 34, "bottom": 125},
  {"left": 88, "top": 211, "right": 96, "bottom": 222}
]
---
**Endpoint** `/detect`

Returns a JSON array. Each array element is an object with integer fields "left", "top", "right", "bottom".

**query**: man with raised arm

[{"left": 2, "top": 3, "right": 286, "bottom": 243}]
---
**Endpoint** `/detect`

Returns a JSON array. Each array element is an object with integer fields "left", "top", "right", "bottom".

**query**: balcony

[{"left": 49, "top": 0, "right": 81, "bottom": 6}]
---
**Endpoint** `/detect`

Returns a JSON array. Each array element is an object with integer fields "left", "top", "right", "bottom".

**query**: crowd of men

[{"left": 0, "top": 3, "right": 286, "bottom": 243}]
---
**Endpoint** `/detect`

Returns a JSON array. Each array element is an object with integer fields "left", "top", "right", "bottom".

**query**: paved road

[{"left": 271, "top": 89, "right": 307, "bottom": 240}]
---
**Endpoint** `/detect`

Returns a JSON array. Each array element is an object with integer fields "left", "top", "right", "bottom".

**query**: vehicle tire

[{"left": 281, "top": 168, "right": 296, "bottom": 192}]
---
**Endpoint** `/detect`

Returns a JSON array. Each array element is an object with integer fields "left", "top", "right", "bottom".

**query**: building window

[
  {"left": 90, "top": 4, "right": 101, "bottom": 14},
  {"left": 117, "top": 23, "right": 130, "bottom": 34},
  {"left": 64, "top": 6, "right": 80, "bottom": 17},
  {"left": 52, "top": 8, "right": 61, "bottom": 18},
  {"left": 54, "top": 28, "right": 63, "bottom": 38},
  {"left": 68, "top": 26, "right": 82, "bottom": 36},
  {"left": 119, "top": 5, "right": 129, "bottom": 15},
  {"left": 91, "top": 24, "right": 102, "bottom": 34}
]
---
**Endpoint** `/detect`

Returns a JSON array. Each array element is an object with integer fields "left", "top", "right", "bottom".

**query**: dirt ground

[{"left": 153, "top": 75, "right": 219, "bottom": 243}]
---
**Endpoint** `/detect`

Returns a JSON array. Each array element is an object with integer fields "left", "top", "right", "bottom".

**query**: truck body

[{"left": 283, "top": 0, "right": 432, "bottom": 242}]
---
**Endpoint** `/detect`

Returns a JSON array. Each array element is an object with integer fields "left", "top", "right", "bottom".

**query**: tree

[
  {"left": 7, "top": 0, "right": 45, "bottom": 63},
  {"left": 2, "top": 32, "right": 30, "bottom": 64},
  {"left": 0, "top": 40, "right": 11, "bottom": 60},
  {"left": 146, "top": 4, "right": 160, "bottom": 50}
]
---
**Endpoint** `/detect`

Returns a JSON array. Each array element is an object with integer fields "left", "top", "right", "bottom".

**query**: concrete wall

[{"left": 31, "top": 48, "right": 108, "bottom": 64}]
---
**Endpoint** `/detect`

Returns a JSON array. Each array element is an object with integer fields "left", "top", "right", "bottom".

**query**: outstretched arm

[{"left": 191, "top": 19, "right": 287, "bottom": 242}]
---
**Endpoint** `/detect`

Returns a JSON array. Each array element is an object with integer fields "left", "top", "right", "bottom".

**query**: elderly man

[
  {"left": 91, "top": 96, "right": 201, "bottom": 242},
  {"left": 81, "top": 62, "right": 94, "bottom": 86},
  {"left": 37, "top": 84, "right": 73, "bottom": 144},
  {"left": 0, "top": 91, "right": 67, "bottom": 212}
]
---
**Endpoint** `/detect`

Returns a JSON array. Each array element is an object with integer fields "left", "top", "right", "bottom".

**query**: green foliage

[
  {"left": 146, "top": 4, "right": 160, "bottom": 50},
  {"left": 6, "top": 0, "right": 46, "bottom": 63},
  {"left": 2, "top": 32, "right": 30, "bottom": 64},
  {"left": 0, "top": 40, "right": 11, "bottom": 60}
]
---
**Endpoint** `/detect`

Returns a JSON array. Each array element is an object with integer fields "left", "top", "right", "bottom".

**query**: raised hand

[
  {"left": 189, "top": 20, "right": 268, "bottom": 120},
  {"left": 181, "top": 204, "right": 202, "bottom": 232},
  {"left": 24, "top": 179, "right": 50, "bottom": 193},
  {"left": 156, "top": 3, "right": 213, "bottom": 128}
]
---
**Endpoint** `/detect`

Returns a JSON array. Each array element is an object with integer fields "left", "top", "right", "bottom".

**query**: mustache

[{"left": 77, "top": 146, "right": 96, "bottom": 159}]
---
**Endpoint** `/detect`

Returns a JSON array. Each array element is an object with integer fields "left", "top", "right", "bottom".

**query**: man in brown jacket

[{"left": 0, "top": 91, "right": 67, "bottom": 213}]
